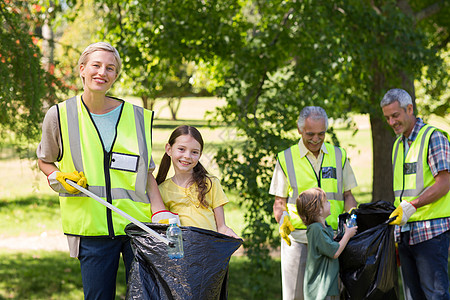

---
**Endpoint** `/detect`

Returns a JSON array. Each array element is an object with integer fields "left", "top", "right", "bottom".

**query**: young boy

[{"left": 297, "top": 187, "right": 357, "bottom": 300}]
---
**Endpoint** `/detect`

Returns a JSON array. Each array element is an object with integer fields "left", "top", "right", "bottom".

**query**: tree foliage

[
  {"left": 0, "top": 1, "right": 62, "bottom": 145},
  {"left": 52, "top": 0, "right": 106, "bottom": 96},
  {"left": 89, "top": 0, "right": 449, "bottom": 297},
  {"left": 80, "top": 1, "right": 219, "bottom": 111},
  {"left": 5, "top": 0, "right": 444, "bottom": 296},
  {"left": 212, "top": 0, "right": 447, "bottom": 253}
]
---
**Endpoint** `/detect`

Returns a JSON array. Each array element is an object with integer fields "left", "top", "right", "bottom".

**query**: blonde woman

[{"left": 37, "top": 42, "right": 170, "bottom": 299}]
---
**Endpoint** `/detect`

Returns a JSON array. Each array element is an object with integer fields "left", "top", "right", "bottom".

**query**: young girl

[
  {"left": 156, "top": 125, "right": 240, "bottom": 238},
  {"left": 296, "top": 187, "right": 357, "bottom": 300}
]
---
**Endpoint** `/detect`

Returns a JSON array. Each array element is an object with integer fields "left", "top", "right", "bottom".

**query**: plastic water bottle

[
  {"left": 346, "top": 214, "right": 357, "bottom": 228},
  {"left": 166, "top": 218, "right": 184, "bottom": 259}
]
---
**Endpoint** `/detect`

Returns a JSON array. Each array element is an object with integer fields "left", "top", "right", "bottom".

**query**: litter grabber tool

[{"left": 65, "top": 179, "right": 173, "bottom": 246}]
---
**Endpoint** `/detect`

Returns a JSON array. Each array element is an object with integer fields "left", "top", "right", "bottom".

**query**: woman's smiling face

[{"left": 80, "top": 50, "right": 118, "bottom": 93}]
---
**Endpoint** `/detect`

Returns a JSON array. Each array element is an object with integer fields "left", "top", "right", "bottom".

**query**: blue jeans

[
  {"left": 398, "top": 230, "right": 450, "bottom": 300},
  {"left": 78, "top": 236, "right": 134, "bottom": 300}
]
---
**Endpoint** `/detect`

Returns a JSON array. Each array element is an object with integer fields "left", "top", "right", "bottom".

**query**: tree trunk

[
  {"left": 167, "top": 97, "right": 182, "bottom": 120},
  {"left": 42, "top": 20, "right": 54, "bottom": 70},
  {"left": 370, "top": 58, "right": 396, "bottom": 203},
  {"left": 142, "top": 95, "right": 148, "bottom": 109},
  {"left": 369, "top": 66, "right": 414, "bottom": 203},
  {"left": 41, "top": 4, "right": 55, "bottom": 72},
  {"left": 370, "top": 115, "right": 395, "bottom": 203},
  {"left": 148, "top": 98, "right": 156, "bottom": 110},
  {"left": 141, "top": 95, "right": 156, "bottom": 110}
]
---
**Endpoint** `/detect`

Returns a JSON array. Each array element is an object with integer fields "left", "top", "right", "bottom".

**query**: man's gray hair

[
  {"left": 380, "top": 88, "right": 412, "bottom": 110},
  {"left": 297, "top": 106, "right": 328, "bottom": 132}
]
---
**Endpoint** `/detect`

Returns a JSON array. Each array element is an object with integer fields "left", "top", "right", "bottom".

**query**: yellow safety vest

[
  {"left": 57, "top": 95, "right": 154, "bottom": 236},
  {"left": 277, "top": 142, "right": 346, "bottom": 230},
  {"left": 392, "top": 124, "right": 450, "bottom": 222}
]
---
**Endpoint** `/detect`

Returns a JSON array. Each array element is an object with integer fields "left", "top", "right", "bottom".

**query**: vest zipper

[
  {"left": 400, "top": 140, "right": 406, "bottom": 202},
  {"left": 306, "top": 155, "right": 323, "bottom": 188},
  {"left": 105, "top": 151, "right": 114, "bottom": 237}
]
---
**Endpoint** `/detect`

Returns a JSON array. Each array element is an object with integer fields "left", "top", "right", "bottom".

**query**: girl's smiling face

[{"left": 166, "top": 134, "right": 202, "bottom": 174}]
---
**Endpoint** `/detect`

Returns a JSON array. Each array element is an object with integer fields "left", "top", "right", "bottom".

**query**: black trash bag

[
  {"left": 124, "top": 223, "right": 243, "bottom": 300},
  {"left": 336, "top": 201, "right": 398, "bottom": 300}
]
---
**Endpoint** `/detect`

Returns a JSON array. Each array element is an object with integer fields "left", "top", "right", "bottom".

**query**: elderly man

[
  {"left": 269, "top": 106, "right": 358, "bottom": 300},
  {"left": 381, "top": 88, "right": 450, "bottom": 300}
]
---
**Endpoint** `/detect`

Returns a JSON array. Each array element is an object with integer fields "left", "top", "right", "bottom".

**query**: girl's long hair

[{"left": 156, "top": 125, "right": 212, "bottom": 208}]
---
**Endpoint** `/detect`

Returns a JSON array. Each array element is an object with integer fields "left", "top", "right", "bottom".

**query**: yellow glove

[
  {"left": 279, "top": 211, "right": 295, "bottom": 246},
  {"left": 389, "top": 201, "right": 417, "bottom": 226},
  {"left": 48, "top": 171, "right": 87, "bottom": 194}
]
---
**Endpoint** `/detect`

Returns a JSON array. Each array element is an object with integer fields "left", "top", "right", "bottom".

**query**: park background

[{"left": 1, "top": 1, "right": 449, "bottom": 299}]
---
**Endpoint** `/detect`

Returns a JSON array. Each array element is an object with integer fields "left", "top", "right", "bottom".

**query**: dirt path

[{"left": 0, "top": 231, "right": 69, "bottom": 252}]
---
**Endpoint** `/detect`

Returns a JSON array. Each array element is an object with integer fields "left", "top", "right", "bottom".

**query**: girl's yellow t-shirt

[{"left": 158, "top": 176, "right": 228, "bottom": 231}]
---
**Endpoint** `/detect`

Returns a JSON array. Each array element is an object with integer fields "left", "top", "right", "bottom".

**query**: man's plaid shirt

[{"left": 395, "top": 118, "right": 450, "bottom": 245}]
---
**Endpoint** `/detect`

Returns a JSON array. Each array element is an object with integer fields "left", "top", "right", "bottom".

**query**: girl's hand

[
  {"left": 214, "top": 205, "right": 241, "bottom": 239},
  {"left": 344, "top": 224, "right": 358, "bottom": 238},
  {"left": 218, "top": 225, "right": 241, "bottom": 239},
  {"left": 334, "top": 224, "right": 358, "bottom": 259}
]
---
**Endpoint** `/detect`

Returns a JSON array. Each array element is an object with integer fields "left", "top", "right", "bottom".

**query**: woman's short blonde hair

[{"left": 77, "top": 42, "right": 122, "bottom": 83}]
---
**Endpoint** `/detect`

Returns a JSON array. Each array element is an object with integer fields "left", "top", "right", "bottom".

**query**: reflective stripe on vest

[
  {"left": 392, "top": 124, "right": 450, "bottom": 222},
  {"left": 58, "top": 95, "right": 153, "bottom": 236},
  {"left": 278, "top": 142, "right": 345, "bottom": 230}
]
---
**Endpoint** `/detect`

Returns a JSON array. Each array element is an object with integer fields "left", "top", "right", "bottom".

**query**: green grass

[
  {"left": 0, "top": 194, "right": 61, "bottom": 236},
  {"left": 0, "top": 249, "right": 448, "bottom": 300},
  {"left": 3, "top": 247, "right": 448, "bottom": 300},
  {"left": 0, "top": 249, "right": 280, "bottom": 300},
  {"left": 228, "top": 256, "right": 282, "bottom": 300},
  {"left": 0, "top": 249, "right": 126, "bottom": 300}
]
